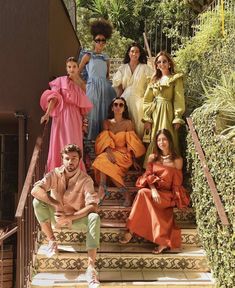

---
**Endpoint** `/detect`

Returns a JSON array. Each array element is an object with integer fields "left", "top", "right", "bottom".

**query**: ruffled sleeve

[
  {"left": 40, "top": 77, "right": 64, "bottom": 117},
  {"left": 171, "top": 74, "right": 185, "bottom": 125},
  {"left": 142, "top": 83, "right": 155, "bottom": 123},
  {"left": 95, "top": 131, "right": 115, "bottom": 155},
  {"left": 136, "top": 161, "right": 160, "bottom": 188},
  {"left": 172, "top": 169, "right": 190, "bottom": 209},
  {"left": 126, "top": 131, "right": 146, "bottom": 158}
]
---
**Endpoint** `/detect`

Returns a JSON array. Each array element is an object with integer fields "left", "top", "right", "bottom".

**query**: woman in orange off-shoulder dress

[
  {"left": 92, "top": 97, "right": 146, "bottom": 206},
  {"left": 119, "top": 128, "right": 190, "bottom": 253}
]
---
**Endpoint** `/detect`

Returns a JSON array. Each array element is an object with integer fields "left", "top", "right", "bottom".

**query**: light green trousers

[{"left": 33, "top": 198, "right": 100, "bottom": 250}]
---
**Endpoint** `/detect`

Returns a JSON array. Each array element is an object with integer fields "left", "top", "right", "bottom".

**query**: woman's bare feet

[
  {"left": 119, "top": 231, "right": 133, "bottom": 244},
  {"left": 152, "top": 245, "right": 169, "bottom": 254}
]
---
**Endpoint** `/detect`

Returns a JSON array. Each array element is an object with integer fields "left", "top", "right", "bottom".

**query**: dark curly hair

[
  {"left": 90, "top": 18, "right": 113, "bottom": 40},
  {"left": 152, "top": 51, "right": 175, "bottom": 81},
  {"left": 107, "top": 97, "right": 130, "bottom": 119},
  {"left": 123, "top": 42, "right": 147, "bottom": 64}
]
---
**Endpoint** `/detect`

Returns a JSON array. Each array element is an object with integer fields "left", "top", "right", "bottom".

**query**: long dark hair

[
  {"left": 152, "top": 51, "right": 175, "bottom": 81},
  {"left": 153, "top": 129, "right": 177, "bottom": 161},
  {"left": 123, "top": 42, "right": 147, "bottom": 64},
  {"left": 107, "top": 97, "right": 130, "bottom": 119}
]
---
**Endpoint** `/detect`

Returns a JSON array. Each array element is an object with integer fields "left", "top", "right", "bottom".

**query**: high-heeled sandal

[
  {"left": 152, "top": 245, "right": 169, "bottom": 254},
  {"left": 119, "top": 231, "right": 133, "bottom": 244},
  {"left": 98, "top": 184, "right": 110, "bottom": 206}
]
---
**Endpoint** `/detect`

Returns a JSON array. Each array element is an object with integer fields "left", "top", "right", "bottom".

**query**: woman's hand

[
  {"left": 105, "top": 147, "right": 116, "bottom": 163},
  {"left": 173, "top": 123, "right": 181, "bottom": 130},
  {"left": 151, "top": 189, "right": 161, "bottom": 203},
  {"left": 40, "top": 113, "right": 50, "bottom": 124},
  {"left": 144, "top": 122, "right": 152, "bottom": 131},
  {"left": 133, "top": 159, "right": 141, "bottom": 171}
]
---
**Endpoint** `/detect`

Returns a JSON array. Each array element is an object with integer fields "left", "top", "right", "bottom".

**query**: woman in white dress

[{"left": 112, "top": 43, "right": 153, "bottom": 138}]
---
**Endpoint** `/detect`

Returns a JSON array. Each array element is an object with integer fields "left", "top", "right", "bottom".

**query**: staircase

[{"left": 31, "top": 142, "right": 215, "bottom": 287}]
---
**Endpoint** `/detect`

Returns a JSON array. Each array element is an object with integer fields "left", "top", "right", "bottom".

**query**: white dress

[{"left": 113, "top": 63, "right": 153, "bottom": 138}]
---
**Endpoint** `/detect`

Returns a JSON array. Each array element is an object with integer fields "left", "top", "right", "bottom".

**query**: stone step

[
  {"left": 35, "top": 244, "right": 209, "bottom": 272},
  {"left": 31, "top": 271, "right": 215, "bottom": 287},
  {"left": 99, "top": 206, "right": 196, "bottom": 225},
  {"left": 39, "top": 228, "right": 201, "bottom": 247}
]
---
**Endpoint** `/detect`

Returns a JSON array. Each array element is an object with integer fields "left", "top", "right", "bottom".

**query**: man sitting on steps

[{"left": 31, "top": 144, "right": 100, "bottom": 288}]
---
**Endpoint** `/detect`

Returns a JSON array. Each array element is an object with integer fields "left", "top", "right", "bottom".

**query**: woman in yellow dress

[
  {"left": 143, "top": 51, "right": 185, "bottom": 167},
  {"left": 92, "top": 97, "right": 146, "bottom": 206}
]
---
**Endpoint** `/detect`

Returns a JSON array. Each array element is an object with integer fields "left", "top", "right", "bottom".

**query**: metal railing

[
  {"left": 192, "top": 0, "right": 235, "bottom": 36},
  {"left": 10, "top": 124, "right": 49, "bottom": 288},
  {"left": 186, "top": 117, "right": 229, "bottom": 226}
]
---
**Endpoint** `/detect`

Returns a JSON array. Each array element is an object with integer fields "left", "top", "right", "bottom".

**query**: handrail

[
  {"left": 15, "top": 136, "right": 42, "bottom": 218},
  {"left": 0, "top": 226, "right": 18, "bottom": 243},
  {"left": 14, "top": 124, "right": 49, "bottom": 288},
  {"left": 187, "top": 117, "right": 229, "bottom": 226}
]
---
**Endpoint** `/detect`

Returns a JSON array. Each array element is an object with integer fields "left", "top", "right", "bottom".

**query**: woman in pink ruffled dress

[{"left": 40, "top": 57, "right": 93, "bottom": 171}]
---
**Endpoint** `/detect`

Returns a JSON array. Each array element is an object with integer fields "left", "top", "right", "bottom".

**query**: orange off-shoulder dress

[
  {"left": 126, "top": 161, "right": 190, "bottom": 249},
  {"left": 92, "top": 130, "right": 146, "bottom": 186}
]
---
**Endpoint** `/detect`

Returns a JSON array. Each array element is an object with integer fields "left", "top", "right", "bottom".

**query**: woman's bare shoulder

[{"left": 174, "top": 156, "right": 183, "bottom": 170}]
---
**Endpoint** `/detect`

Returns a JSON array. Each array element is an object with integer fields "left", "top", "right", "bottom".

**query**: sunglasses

[
  {"left": 94, "top": 38, "right": 106, "bottom": 43},
  {"left": 113, "top": 102, "right": 124, "bottom": 108},
  {"left": 156, "top": 60, "right": 168, "bottom": 65}
]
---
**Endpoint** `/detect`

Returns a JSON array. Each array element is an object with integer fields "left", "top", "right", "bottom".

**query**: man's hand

[{"left": 55, "top": 213, "right": 72, "bottom": 227}]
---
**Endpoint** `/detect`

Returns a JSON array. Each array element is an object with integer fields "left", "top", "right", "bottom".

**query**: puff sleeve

[
  {"left": 40, "top": 77, "right": 64, "bottom": 117},
  {"left": 172, "top": 75, "right": 185, "bottom": 125},
  {"left": 95, "top": 131, "right": 115, "bottom": 155},
  {"left": 126, "top": 131, "right": 146, "bottom": 158},
  {"left": 142, "top": 84, "right": 155, "bottom": 123}
]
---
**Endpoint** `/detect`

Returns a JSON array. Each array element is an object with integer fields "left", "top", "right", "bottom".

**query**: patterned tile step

[
  {"left": 95, "top": 186, "right": 138, "bottom": 202},
  {"left": 31, "top": 271, "right": 215, "bottom": 287},
  {"left": 35, "top": 245, "right": 209, "bottom": 272},
  {"left": 39, "top": 228, "right": 201, "bottom": 247},
  {"left": 99, "top": 206, "right": 196, "bottom": 224}
]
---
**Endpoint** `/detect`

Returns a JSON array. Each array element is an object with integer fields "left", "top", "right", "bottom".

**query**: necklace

[{"left": 160, "top": 154, "right": 172, "bottom": 162}]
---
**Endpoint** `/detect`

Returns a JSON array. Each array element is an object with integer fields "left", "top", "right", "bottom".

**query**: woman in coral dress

[
  {"left": 40, "top": 57, "right": 93, "bottom": 172},
  {"left": 143, "top": 51, "right": 185, "bottom": 166},
  {"left": 120, "top": 129, "right": 190, "bottom": 253},
  {"left": 92, "top": 97, "right": 146, "bottom": 206},
  {"left": 112, "top": 42, "right": 153, "bottom": 138}
]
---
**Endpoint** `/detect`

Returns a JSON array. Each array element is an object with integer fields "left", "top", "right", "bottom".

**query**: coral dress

[
  {"left": 40, "top": 76, "right": 93, "bottom": 172},
  {"left": 143, "top": 73, "right": 185, "bottom": 165},
  {"left": 113, "top": 63, "right": 153, "bottom": 138},
  {"left": 92, "top": 130, "right": 146, "bottom": 186},
  {"left": 127, "top": 161, "right": 190, "bottom": 249},
  {"left": 85, "top": 52, "right": 116, "bottom": 140}
]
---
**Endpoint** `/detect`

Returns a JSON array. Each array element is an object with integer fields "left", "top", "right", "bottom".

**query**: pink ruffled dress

[{"left": 40, "top": 76, "right": 93, "bottom": 172}]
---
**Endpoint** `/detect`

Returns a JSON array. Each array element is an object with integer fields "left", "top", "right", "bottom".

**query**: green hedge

[
  {"left": 175, "top": 10, "right": 235, "bottom": 114},
  {"left": 187, "top": 108, "right": 235, "bottom": 287}
]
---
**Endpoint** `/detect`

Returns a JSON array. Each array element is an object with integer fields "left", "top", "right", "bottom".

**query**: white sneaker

[
  {"left": 86, "top": 266, "right": 100, "bottom": 288},
  {"left": 46, "top": 240, "right": 58, "bottom": 257}
]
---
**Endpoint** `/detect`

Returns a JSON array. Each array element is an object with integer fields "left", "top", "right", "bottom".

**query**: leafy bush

[
  {"left": 175, "top": 10, "right": 235, "bottom": 114},
  {"left": 187, "top": 107, "right": 235, "bottom": 287}
]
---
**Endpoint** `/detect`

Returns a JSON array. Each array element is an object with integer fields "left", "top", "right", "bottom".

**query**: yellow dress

[
  {"left": 143, "top": 73, "right": 185, "bottom": 166},
  {"left": 92, "top": 130, "right": 146, "bottom": 186}
]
